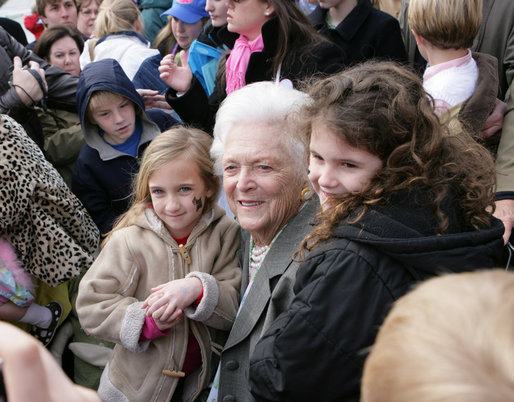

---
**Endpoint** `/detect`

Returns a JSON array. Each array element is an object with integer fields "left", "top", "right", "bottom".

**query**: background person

[
  {"left": 34, "top": 24, "right": 85, "bottom": 187},
  {"left": 160, "top": 0, "right": 344, "bottom": 134},
  {"left": 132, "top": 0, "right": 209, "bottom": 94},
  {"left": 406, "top": 0, "right": 514, "bottom": 245},
  {"left": 29, "top": 0, "right": 79, "bottom": 50},
  {"left": 187, "top": 0, "right": 238, "bottom": 96},
  {"left": 72, "top": 58, "right": 164, "bottom": 235},
  {"left": 0, "top": 27, "right": 78, "bottom": 151},
  {"left": 79, "top": 0, "right": 159, "bottom": 80},
  {"left": 76, "top": 0, "right": 101, "bottom": 38},
  {"left": 309, "top": 0, "right": 407, "bottom": 67}
]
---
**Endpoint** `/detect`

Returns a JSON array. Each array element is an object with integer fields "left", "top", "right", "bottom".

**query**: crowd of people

[{"left": 0, "top": 0, "right": 513, "bottom": 401}]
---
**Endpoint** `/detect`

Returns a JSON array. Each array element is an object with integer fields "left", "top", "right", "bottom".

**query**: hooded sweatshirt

[
  {"left": 72, "top": 58, "right": 161, "bottom": 235},
  {"left": 249, "top": 191, "right": 505, "bottom": 402}
]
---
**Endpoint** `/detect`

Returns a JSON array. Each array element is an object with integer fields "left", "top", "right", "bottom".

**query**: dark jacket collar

[
  {"left": 331, "top": 190, "right": 505, "bottom": 276},
  {"left": 95, "top": 30, "right": 150, "bottom": 47}
]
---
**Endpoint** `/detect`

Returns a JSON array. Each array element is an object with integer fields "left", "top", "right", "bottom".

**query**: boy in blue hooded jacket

[{"left": 72, "top": 58, "right": 166, "bottom": 235}]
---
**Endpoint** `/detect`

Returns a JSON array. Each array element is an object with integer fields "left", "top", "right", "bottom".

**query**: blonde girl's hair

[
  {"left": 93, "top": 0, "right": 141, "bottom": 39},
  {"left": 102, "top": 126, "right": 220, "bottom": 246},
  {"left": 408, "top": 0, "right": 482, "bottom": 49},
  {"left": 361, "top": 269, "right": 514, "bottom": 402}
]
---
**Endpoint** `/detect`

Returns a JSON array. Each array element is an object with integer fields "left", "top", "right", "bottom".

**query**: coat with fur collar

[{"left": 76, "top": 204, "right": 241, "bottom": 402}]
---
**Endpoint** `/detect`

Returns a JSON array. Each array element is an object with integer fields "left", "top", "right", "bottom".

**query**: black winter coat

[
  {"left": 165, "top": 17, "right": 344, "bottom": 134},
  {"left": 249, "top": 194, "right": 505, "bottom": 401},
  {"left": 310, "top": 0, "right": 406, "bottom": 67}
]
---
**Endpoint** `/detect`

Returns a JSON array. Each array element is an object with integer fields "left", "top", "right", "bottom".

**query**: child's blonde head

[
  {"left": 362, "top": 269, "right": 514, "bottom": 402},
  {"left": 408, "top": 0, "right": 482, "bottom": 49},
  {"left": 104, "top": 127, "right": 219, "bottom": 245},
  {"left": 94, "top": 0, "right": 141, "bottom": 38}
]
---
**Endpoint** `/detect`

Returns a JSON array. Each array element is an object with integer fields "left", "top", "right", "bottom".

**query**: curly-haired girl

[{"left": 248, "top": 61, "right": 506, "bottom": 402}]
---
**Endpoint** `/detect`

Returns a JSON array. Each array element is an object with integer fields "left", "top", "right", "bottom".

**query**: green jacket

[{"left": 36, "top": 107, "right": 84, "bottom": 188}]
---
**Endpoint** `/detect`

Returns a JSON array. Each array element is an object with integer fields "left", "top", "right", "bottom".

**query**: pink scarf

[{"left": 225, "top": 34, "right": 264, "bottom": 94}]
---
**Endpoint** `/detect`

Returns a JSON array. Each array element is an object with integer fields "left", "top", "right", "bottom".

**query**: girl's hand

[
  {"left": 143, "top": 277, "right": 203, "bottom": 320},
  {"left": 136, "top": 88, "right": 171, "bottom": 110},
  {"left": 153, "top": 308, "right": 184, "bottom": 331},
  {"left": 159, "top": 51, "right": 193, "bottom": 94}
]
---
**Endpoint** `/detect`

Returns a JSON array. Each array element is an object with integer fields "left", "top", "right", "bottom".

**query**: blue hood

[{"left": 76, "top": 58, "right": 145, "bottom": 126}]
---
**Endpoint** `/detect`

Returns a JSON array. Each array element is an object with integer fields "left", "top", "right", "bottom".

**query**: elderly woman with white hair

[{"left": 207, "top": 80, "right": 318, "bottom": 402}]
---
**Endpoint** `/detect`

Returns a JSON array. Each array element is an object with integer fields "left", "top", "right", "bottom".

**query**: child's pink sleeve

[{"left": 139, "top": 316, "right": 170, "bottom": 340}]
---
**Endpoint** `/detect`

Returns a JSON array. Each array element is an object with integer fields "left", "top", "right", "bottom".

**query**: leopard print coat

[{"left": 0, "top": 115, "right": 100, "bottom": 286}]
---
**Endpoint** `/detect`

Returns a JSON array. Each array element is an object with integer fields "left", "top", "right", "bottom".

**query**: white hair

[{"left": 211, "top": 81, "right": 312, "bottom": 176}]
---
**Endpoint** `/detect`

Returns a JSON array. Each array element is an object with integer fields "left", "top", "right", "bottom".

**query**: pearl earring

[{"left": 265, "top": 11, "right": 270, "bottom": 16}]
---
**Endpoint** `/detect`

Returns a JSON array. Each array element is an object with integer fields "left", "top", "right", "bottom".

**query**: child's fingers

[
  {"left": 162, "top": 309, "right": 183, "bottom": 326},
  {"left": 146, "top": 297, "right": 167, "bottom": 316},
  {"left": 151, "top": 284, "right": 166, "bottom": 292},
  {"left": 160, "top": 303, "right": 179, "bottom": 322},
  {"left": 165, "top": 312, "right": 183, "bottom": 329},
  {"left": 151, "top": 304, "right": 168, "bottom": 321}
]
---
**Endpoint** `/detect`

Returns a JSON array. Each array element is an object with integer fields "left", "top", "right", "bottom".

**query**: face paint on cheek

[{"left": 192, "top": 196, "right": 203, "bottom": 212}]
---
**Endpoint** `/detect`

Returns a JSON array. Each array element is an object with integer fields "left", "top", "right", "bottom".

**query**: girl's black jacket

[{"left": 249, "top": 193, "right": 505, "bottom": 401}]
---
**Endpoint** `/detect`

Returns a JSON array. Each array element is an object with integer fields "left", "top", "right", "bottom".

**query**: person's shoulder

[
  {"left": 366, "top": 2, "right": 402, "bottom": 26},
  {"left": 308, "top": 6, "right": 326, "bottom": 28},
  {"left": 76, "top": 142, "right": 99, "bottom": 161}
]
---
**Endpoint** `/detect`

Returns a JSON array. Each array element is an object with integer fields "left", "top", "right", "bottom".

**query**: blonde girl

[
  {"left": 76, "top": 127, "right": 241, "bottom": 402},
  {"left": 79, "top": 0, "right": 159, "bottom": 79}
]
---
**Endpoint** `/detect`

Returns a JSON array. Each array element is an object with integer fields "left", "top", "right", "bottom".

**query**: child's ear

[
  {"left": 411, "top": 30, "right": 425, "bottom": 47},
  {"left": 88, "top": 112, "right": 97, "bottom": 125},
  {"left": 133, "top": 18, "right": 142, "bottom": 34},
  {"left": 205, "top": 176, "right": 217, "bottom": 199},
  {"left": 206, "top": 186, "right": 214, "bottom": 199}
]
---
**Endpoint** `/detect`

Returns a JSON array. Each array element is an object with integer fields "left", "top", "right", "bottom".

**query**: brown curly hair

[{"left": 297, "top": 61, "right": 496, "bottom": 255}]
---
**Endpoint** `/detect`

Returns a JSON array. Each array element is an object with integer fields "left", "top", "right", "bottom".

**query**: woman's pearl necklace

[{"left": 250, "top": 244, "right": 270, "bottom": 280}]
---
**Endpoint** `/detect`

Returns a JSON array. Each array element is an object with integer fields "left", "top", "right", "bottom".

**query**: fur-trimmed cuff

[
  {"left": 184, "top": 271, "right": 218, "bottom": 322},
  {"left": 120, "top": 302, "right": 150, "bottom": 353}
]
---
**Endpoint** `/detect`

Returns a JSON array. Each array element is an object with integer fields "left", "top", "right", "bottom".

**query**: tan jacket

[{"left": 76, "top": 204, "right": 241, "bottom": 402}]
